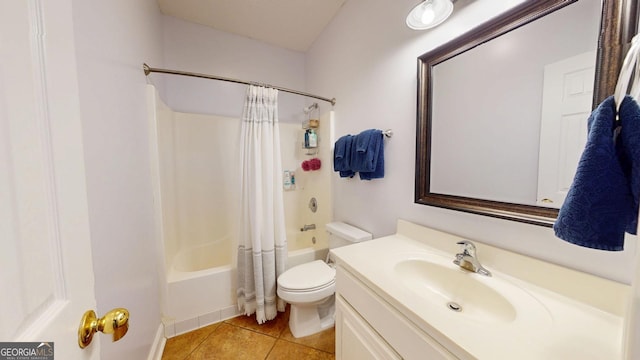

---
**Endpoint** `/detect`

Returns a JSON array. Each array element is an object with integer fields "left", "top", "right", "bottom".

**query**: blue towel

[
  {"left": 351, "top": 129, "right": 384, "bottom": 180},
  {"left": 619, "top": 96, "right": 640, "bottom": 233},
  {"left": 333, "top": 135, "right": 355, "bottom": 178},
  {"left": 554, "top": 95, "right": 640, "bottom": 251},
  {"left": 351, "top": 129, "right": 383, "bottom": 173},
  {"left": 359, "top": 137, "right": 384, "bottom": 180}
]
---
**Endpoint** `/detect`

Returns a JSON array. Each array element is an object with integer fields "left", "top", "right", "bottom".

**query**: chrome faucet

[
  {"left": 453, "top": 240, "right": 491, "bottom": 277},
  {"left": 300, "top": 224, "right": 316, "bottom": 232}
]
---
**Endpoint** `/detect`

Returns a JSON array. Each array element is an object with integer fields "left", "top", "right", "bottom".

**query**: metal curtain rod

[{"left": 143, "top": 63, "right": 336, "bottom": 106}]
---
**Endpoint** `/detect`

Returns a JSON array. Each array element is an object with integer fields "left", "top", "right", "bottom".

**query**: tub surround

[
  {"left": 331, "top": 220, "right": 629, "bottom": 359},
  {"left": 148, "top": 84, "right": 334, "bottom": 340}
]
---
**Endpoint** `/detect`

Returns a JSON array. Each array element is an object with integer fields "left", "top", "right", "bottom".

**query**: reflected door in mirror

[{"left": 537, "top": 50, "right": 595, "bottom": 208}]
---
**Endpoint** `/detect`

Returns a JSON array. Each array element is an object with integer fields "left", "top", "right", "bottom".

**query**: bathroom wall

[
  {"left": 71, "top": 0, "right": 165, "bottom": 358},
  {"left": 161, "top": 15, "right": 307, "bottom": 123},
  {"left": 306, "top": 0, "right": 637, "bottom": 284}
]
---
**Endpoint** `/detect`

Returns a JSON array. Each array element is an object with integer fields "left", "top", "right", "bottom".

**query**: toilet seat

[
  {"left": 278, "top": 260, "right": 336, "bottom": 291},
  {"left": 279, "top": 279, "right": 335, "bottom": 293},
  {"left": 277, "top": 260, "right": 336, "bottom": 304}
]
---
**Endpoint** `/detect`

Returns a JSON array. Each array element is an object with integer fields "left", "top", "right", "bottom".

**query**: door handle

[{"left": 78, "top": 308, "right": 129, "bottom": 348}]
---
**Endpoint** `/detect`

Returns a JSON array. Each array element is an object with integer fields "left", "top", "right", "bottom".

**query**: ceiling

[{"left": 156, "top": 0, "right": 348, "bottom": 52}]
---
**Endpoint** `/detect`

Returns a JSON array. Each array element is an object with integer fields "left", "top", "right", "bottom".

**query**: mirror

[{"left": 415, "top": 0, "right": 639, "bottom": 227}]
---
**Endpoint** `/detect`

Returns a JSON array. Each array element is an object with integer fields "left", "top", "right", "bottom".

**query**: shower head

[{"left": 303, "top": 103, "right": 319, "bottom": 114}]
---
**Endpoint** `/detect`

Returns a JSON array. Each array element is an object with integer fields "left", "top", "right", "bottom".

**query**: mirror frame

[{"left": 415, "top": 0, "right": 639, "bottom": 227}]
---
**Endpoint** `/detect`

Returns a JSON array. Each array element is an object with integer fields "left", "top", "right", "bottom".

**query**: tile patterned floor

[{"left": 161, "top": 306, "right": 335, "bottom": 360}]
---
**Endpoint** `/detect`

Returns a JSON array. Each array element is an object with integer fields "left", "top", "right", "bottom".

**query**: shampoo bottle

[{"left": 308, "top": 129, "right": 318, "bottom": 148}]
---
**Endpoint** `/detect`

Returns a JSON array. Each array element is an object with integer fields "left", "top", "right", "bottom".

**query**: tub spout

[{"left": 300, "top": 224, "right": 316, "bottom": 232}]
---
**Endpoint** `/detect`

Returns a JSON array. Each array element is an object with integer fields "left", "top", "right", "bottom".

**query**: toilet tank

[{"left": 326, "top": 222, "right": 372, "bottom": 249}]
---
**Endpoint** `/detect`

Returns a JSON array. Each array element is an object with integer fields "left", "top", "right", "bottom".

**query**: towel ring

[{"left": 614, "top": 34, "right": 640, "bottom": 111}]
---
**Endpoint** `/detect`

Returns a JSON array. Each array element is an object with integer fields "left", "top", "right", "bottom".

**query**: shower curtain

[{"left": 236, "top": 85, "right": 287, "bottom": 324}]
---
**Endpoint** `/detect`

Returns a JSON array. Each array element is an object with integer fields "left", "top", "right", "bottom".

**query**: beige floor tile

[
  {"left": 224, "top": 306, "right": 290, "bottom": 338},
  {"left": 186, "top": 323, "right": 276, "bottom": 360},
  {"left": 279, "top": 326, "right": 335, "bottom": 354},
  {"left": 162, "top": 323, "right": 221, "bottom": 360},
  {"left": 266, "top": 340, "right": 334, "bottom": 360}
]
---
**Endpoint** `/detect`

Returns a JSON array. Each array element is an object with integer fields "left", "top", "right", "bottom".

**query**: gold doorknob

[{"left": 78, "top": 308, "right": 130, "bottom": 349}]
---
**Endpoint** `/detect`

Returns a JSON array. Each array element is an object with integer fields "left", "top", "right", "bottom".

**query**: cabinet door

[{"left": 336, "top": 296, "right": 401, "bottom": 360}]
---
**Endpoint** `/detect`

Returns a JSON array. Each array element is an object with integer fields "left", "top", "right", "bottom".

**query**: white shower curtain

[{"left": 236, "top": 85, "right": 287, "bottom": 324}]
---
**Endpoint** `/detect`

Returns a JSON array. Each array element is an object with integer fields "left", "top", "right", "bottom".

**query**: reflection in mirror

[
  {"left": 415, "top": 0, "right": 639, "bottom": 226},
  {"left": 430, "top": 0, "right": 599, "bottom": 208}
]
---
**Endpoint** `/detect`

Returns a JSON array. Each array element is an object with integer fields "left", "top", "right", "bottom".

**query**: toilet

[{"left": 277, "top": 222, "right": 372, "bottom": 338}]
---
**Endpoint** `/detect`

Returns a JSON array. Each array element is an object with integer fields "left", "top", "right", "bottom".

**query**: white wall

[
  {"left": 307, "top": 0, "right": 636, "bottom": 284},
  {"left": 161, "top": 16, "right": 307, "bottom": 123},
  {"left": 71, "top": 0, "right": 165, "bottom": 358}
]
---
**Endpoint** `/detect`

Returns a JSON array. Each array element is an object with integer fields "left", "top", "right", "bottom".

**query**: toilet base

[{"left": 289, "top": 295, "right": 335, "bottom": 338}]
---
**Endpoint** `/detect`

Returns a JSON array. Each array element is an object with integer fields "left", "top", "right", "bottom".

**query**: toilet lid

[{"left": 278, "top": 260, "right": 336, "bottom": 291}]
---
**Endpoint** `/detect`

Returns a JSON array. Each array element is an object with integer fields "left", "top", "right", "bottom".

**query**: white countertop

[{"left": 331, "top": 220, "right": 628, "bottom": 360}]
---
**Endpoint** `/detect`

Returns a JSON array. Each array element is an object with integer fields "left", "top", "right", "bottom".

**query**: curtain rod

[{"left": 143, "top": 63, "right": 336, "bottom": 106}]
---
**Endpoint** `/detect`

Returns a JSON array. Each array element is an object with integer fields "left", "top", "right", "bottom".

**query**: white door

[
  {"left": 1, "top": 0, "right": 99, "bottom": 358},
  {"left": 537, "top": 50, "right": 596, "bottom": 208}
]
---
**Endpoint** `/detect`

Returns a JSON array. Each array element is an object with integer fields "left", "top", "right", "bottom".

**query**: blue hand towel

[
  {"left": 359, "top": 136, "right": 384, "bottom": 180},
  {"left": 351, "top": 129, "right": 384, "bottom": 180},
  {"left": 355, "top": 129, "right": 374, "bottom": 153},
  {"left": 351, "top": 129, "right": 382, "bottom": 172},
  {"left": 619, "top": 95, "right": 640, "bottom": 234},
  {"left": 554, "top": 96, "right": 638, "bottom": 251},
  {"left": 333, "top": 135, "right": 355, "bottom": 178}
]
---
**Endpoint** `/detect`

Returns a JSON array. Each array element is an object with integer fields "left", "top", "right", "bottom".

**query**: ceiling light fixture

[{"left": 406, "top": 0, "right": 454, "bottom": 30}]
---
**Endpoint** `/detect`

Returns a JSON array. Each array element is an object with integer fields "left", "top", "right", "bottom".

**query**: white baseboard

[{"left": 147, "top": 323, "right": 166, "bottom": 360}]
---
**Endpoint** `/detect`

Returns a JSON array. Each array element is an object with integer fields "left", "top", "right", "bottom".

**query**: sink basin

[{"left": 394, "top": 257, "right": 547, "bottom": 325}]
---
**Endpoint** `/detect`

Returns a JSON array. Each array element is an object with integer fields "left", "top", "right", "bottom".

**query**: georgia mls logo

[{"left": 0, "top": 342, "right": 54, "bottom": 360}]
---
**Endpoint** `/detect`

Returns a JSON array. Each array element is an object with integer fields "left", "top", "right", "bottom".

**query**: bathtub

[{"left": 163, "top": 232, "right": 328, "bottom": 337}]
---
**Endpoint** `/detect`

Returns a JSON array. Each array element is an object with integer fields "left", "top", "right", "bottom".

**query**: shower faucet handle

[{"left": 300, "top": 224, "right": 316, "bottom": 232}]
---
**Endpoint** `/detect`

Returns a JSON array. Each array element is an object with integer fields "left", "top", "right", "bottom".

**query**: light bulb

[
  {"left": 421, "top": 4, "right": 436, "bottom": 25},
  {"left": 406, "top": 0, "right": 454, "bottom": 30}
]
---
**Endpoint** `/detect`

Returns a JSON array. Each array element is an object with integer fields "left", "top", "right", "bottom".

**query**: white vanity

[{"left": 331, "top": 220, "right": 629, "bottom": 359}]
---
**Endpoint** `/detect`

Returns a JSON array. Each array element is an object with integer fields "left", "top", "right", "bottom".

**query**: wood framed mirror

[{"left": 415, "top": 0, "right": 639, "bottom": 226}]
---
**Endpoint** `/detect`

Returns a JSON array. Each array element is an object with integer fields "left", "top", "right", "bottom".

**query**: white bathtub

[{"left": 164, "top": 233, "right": 328, "bottom": 337}]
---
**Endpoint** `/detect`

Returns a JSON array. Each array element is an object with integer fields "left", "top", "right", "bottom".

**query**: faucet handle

[{"left": 456, "top": 240, "right": 476, "bottom": 256}]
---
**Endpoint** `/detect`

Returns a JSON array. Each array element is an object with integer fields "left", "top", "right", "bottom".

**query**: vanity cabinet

[
  {"left": 332, "top": 221, "right": 627, "bottom": 359},
  {"left": 336, "top": 296, "right": 401, "bottom": 359},
  {"left": 335, "top": 265, "right": 458, "bottom": 360}
]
